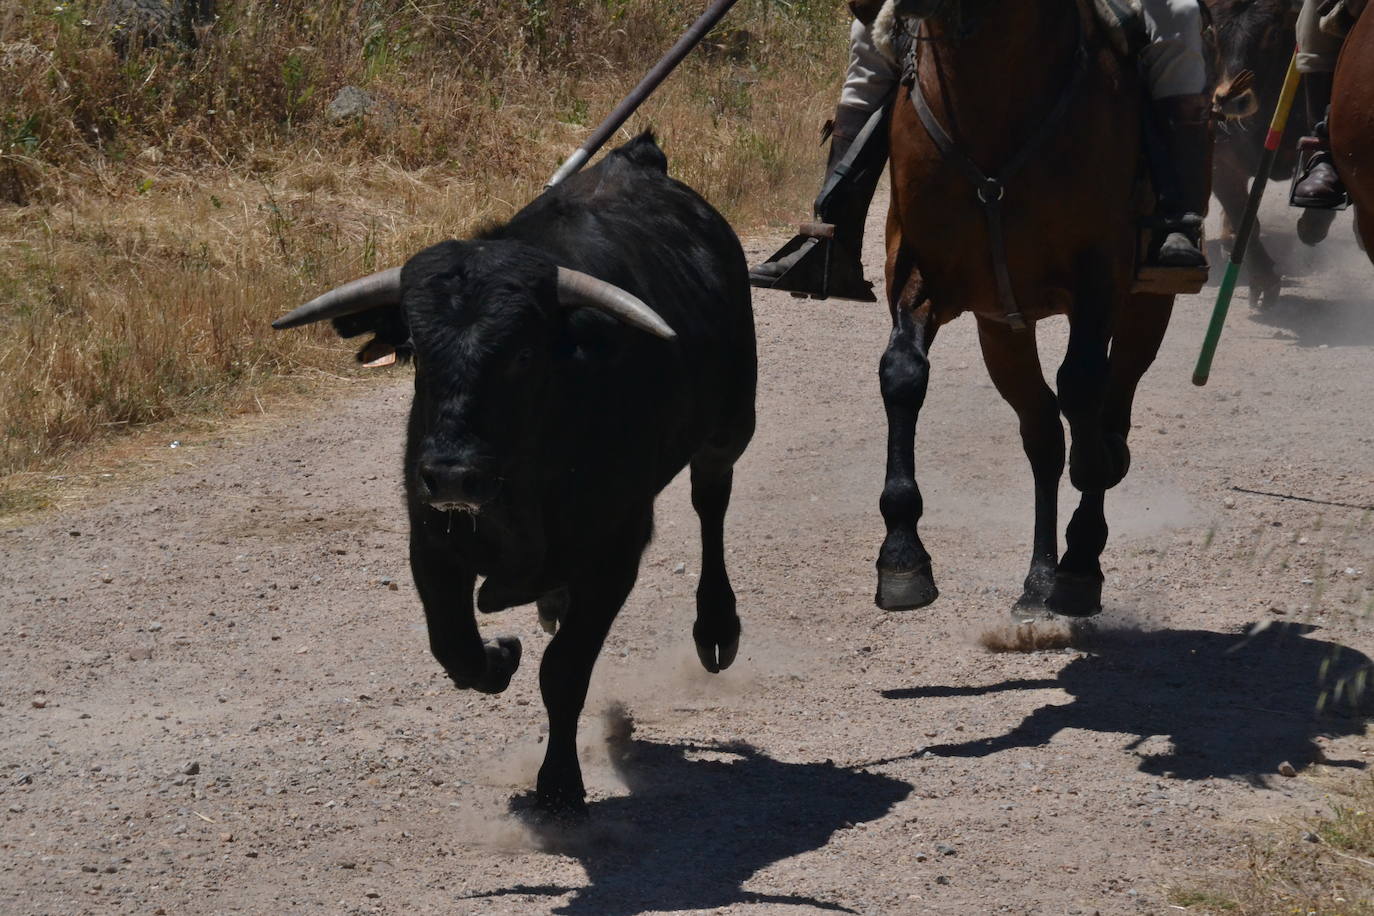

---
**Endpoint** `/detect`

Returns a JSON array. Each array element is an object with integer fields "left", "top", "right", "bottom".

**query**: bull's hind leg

[
  {"left": 876, "top": 300, "right": 940, "bottom": 610},
  {"left": 976, "top": 318, "right": 1065, "bottom": 616},
  {"left": 535, "top": 513, "right": 649, "bottom": 814},
  {"left": 690, "top": 455, "right": 742, "bottom": 673}
]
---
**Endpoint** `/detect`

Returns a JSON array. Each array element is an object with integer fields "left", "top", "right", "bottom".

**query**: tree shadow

[
  {"left": 887, "top": 622, "right": 1372, "bottom": 782},
  {"left": 463, "top": 728, "right": 911, "bottom": 916}
]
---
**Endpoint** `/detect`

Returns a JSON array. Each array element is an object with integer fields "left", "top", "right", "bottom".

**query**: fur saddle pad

[{"left": 871, "top": 0, "right": 1148, "bottom": 66}]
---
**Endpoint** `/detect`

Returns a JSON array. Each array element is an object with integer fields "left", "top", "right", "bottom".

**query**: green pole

[{"left": 1192, "top": 51, "right": 1302, "bottom": 387}]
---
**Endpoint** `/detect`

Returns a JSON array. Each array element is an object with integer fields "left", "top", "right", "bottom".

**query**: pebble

[
  {"left": 934, "top": 876, "right": 950, "bottom": 885},
  {"left": 365, "top": 891, "right": 381, "bottom": 899},
  {"left": 31, "top": 699, "right": 46, "bottom": 709},
  {"left": 914, "top": 852, "right": 928, "bottom": 862},
  {"left": 935, "top": 843, "right": 957, "bottom": 856},
  {"left": 129, "top": 648, "right": 153, "bottom": 661},
  {"left": 180, "top": 761, "right": 200, "bottom": 776},
  {"left": 1222, "top": 496, "right": 1236, "bottom": 509},
  {"left": 672, "top": 563, "right": 686, "bottom": 574},
  {"left": 148, "top": 622, "right": 163, "bottom": 632},
  {"left": 100, "top": 573, "right": 113, "bottom": 584},
  {"left": 1303, "top": 831, "right": 1320, "bottom": 843},
  {"left": 1278, "top": 761, "right": 1297, "bottom": 777}
]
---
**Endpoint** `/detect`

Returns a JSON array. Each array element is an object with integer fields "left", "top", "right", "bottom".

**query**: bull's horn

[
  {"left": 556, "top": 267, "right": 676, "bottom": 340},
  {"left": 272, "top": 267, "right": 403, "bottom": 330}
]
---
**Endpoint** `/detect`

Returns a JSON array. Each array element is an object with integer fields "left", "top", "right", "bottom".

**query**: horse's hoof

[
  {"left": 1297, "top": 207, "right": 1336, "bottom": 247},
  {"left": 694, "top": 626, "right": 740, "bottom": 674},
  {"left": 876, "top": 564, "right": 938, "bottom": 611},
  {"left": 1045, "top": 573, "right": 1103, "bottom": 618},
  {"left": 1011, "top": 594, "right": 1054, "bottom": 623}
]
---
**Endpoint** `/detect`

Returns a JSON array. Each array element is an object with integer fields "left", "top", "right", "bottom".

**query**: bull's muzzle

[{"left": 416, "top": 459, "right": 501, "bottom": 512}]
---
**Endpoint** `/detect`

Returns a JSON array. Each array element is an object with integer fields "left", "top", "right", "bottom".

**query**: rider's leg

[
  {"left": 749, "top": 18, "right": 897, "bottom": 297},
  {"left": 1141, "top": 0, "right": 1211, "bottom": 267},
  {"left": 1292, "top": 0, "right": 1346, "bottom": 208}
]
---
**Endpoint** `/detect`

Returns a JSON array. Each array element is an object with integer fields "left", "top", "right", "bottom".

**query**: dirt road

[{"left": 2, "top": 196, "right": 1372, "bottom": 916}]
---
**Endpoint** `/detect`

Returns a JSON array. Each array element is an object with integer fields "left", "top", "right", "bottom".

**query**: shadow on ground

[
  {"left": 885, "top": 622, "right": 1372, "bottom": 782},
  {"left": 1249, "top": 293, "right": 1374, "bottom": 347},
  {"left": 463, "top": 732, "right": 911, "bottom": 915}
]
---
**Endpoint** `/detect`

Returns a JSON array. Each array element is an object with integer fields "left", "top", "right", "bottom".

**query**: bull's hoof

[
  {"left": 1045, "top": 573, "right": 1103, "bottom": 618},
  {"left": 449, "top": 636, "right": 522, "bottom": 694},
  {"left": 876, "top": 564, "right": 938, "bottom": 611},
  {"left": 693, "top": 621, "right": 740, "bottom": 674}
]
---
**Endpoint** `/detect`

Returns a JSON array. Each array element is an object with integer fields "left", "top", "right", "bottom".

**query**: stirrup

[
  {"left": 1289, "top": 137, "right": 1350, "bottom": 211},
  {"left": 750, "top": 222, "right": 876, "bottom": 302},
  {"left": 1132, "top": 214, "right": 1208, "bottom": 295}
]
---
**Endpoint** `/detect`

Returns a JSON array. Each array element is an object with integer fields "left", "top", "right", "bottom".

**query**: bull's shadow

[
  {"left": 887, "top": 622, "right": 1372, "bottom": 782},
  {"left": 465, "top": 729, "right": 910, "bottom": 915}
]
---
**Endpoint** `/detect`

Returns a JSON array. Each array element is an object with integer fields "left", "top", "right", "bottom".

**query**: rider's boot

[
  {"left": 749, "top": 103, "right": 888, "bottom": 301},
  {"left": 1149, "top": 94, "right": 1212, "bottom": 268},
  {"left": 1292, "top": 71, "right": 1347, "bottom": 209}
]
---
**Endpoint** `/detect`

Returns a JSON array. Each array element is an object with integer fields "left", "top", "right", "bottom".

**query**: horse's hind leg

[
  {"left": 876, "top": 299, "right": 939, "bottom": 610},
  {"left": 976, "top": 317, "right": 1064, "bottom": 616},
  {"left": 1049, "top": 293, "right": 1175, "bottom": 618}
]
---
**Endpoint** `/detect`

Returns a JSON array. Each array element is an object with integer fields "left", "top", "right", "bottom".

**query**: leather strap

[{"left": 907, "top": 20, "right": 1090, "bottom": 330}]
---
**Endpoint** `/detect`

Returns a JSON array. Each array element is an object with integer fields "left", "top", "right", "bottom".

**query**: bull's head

[{"left": 273, "top": 240, "right": 675, "bottom": 514}]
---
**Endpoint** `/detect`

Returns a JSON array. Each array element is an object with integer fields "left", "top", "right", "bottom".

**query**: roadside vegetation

[
  {"left": 1170, "top": 772, "right": 1374, "bottom": 914},
  {"left": 0, "top": 0, "right": 842, "bottom": 506}
]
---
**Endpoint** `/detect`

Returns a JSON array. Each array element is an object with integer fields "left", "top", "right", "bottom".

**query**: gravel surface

[{"left": 1, "top": 195, "right": 1371, "bottom": 915}]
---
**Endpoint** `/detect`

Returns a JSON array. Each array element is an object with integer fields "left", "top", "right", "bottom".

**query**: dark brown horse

[
  {"left": 1205, "top": 0, "right": 1299, "bottom": 307},
  {"left": 1331, "top": 7, "right": 1374, "bottom": 262},
  {"left": 875, "top": 0, "right": 1190, "bottom": 618}
]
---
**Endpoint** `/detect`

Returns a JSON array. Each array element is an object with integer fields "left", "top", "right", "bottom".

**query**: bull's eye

[{"left": 509, "top": 347, "right": 534, "bottom": 375}]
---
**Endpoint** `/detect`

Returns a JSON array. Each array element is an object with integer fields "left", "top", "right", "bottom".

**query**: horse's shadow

[
  {"left": 465, "top": 730, "right": 911, "bottom": 915},
  {"left": 886, "top": 622, "right": 1371, "bottom": 782},
  {"left": 1248, "top": 292, "right": 1374, "bottom": 347}
]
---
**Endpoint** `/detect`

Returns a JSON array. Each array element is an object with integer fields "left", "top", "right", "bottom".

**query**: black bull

[{"left": 275, "top": 133, "right": 757, "bottom": 813}]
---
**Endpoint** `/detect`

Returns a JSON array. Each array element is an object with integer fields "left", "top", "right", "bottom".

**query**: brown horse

[
  {"left": 1331, "top": 8, "right": 1374, "bottom": 262},
  {"left": 875, "top": 0, "right": 1188, "bottom": 618}
]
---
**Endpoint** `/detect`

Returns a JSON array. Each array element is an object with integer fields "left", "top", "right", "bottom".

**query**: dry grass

[
  {"left": 0, "top": 0, "right": 841, "bottom": 497},
  {"left": 1169, "top": 772, "right": 1374, "bottom": 914}
]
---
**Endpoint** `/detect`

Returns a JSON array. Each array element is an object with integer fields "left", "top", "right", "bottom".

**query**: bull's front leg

[
  {"left": 876, "top": 300, "right": 939, "bottom": 610},
  {"left": 410, "top": 529, "right": 521, "bottom": 694},
  {"left": 536, "top": 514, "right": 649, "bottom": 815}
]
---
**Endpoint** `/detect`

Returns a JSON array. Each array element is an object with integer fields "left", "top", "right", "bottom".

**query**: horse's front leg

[{"left": 876, "top": 298, "right": 940, "bottom": 610}]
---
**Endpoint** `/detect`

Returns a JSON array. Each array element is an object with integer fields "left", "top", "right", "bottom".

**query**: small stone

[
  {"left": 339, "top": 861, "right": 356, "bottom": 869},
  {"left": 219, "top": 833, "right": 234, "bottom": 843},
  {"left": 1278, "top": 761, "right": 1297, "bottom": 777},
  {"left": 1222, "top": 496, "right": 1236, "bottom": 509},
  {"left": 672, "top": 563, "right": 686, "bottom": 574},
  {"left": 31, "top": 699, "right": 46, "bottom": 709},
  {"left": 388, "top": 582, "right": 398, "bottom": 591},
  {"left": 7, "top": 805, "right": 23, "bottom": 814},
  {"left": 1269, "top": 606, "right": 1287, "bottom": 616},
  {"left": 365, "top": 890, "right": 381, "bottom": 899},
  {"left": 180, "top": 761, "right": 200, "bottom": 776},
  {"left": 1303, "top": 831, "right": 1320, "bottom": 843},
  {"left": 935, "top": 843, "right": 957, "bottom": 856},
  {"left": 148, "top": 622, "right": 162, "bottom": 632},
  {"left": 934, "top": 875, "right": 950, "bottom": 885},
  {"left": 81, "top": 865, "right": 98, "bottom": 873},
  {"left": 129, "top": 647, "right": 153, "bottom": 661},
  {"left": 100, "top": 573, "right": 114, "bottom": 584},
  {"left": 914, "top": 852, "right": 928, "bottom": 862}
]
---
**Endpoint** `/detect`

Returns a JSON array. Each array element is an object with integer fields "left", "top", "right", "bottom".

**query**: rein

[{"left": 902, "top": 10, "right": 1090, "bottom": 330}]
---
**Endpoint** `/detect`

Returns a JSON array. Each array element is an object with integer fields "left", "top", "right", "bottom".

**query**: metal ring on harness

[{"left": 976, "top": 179, "right": 1005, "bottom": 204}]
